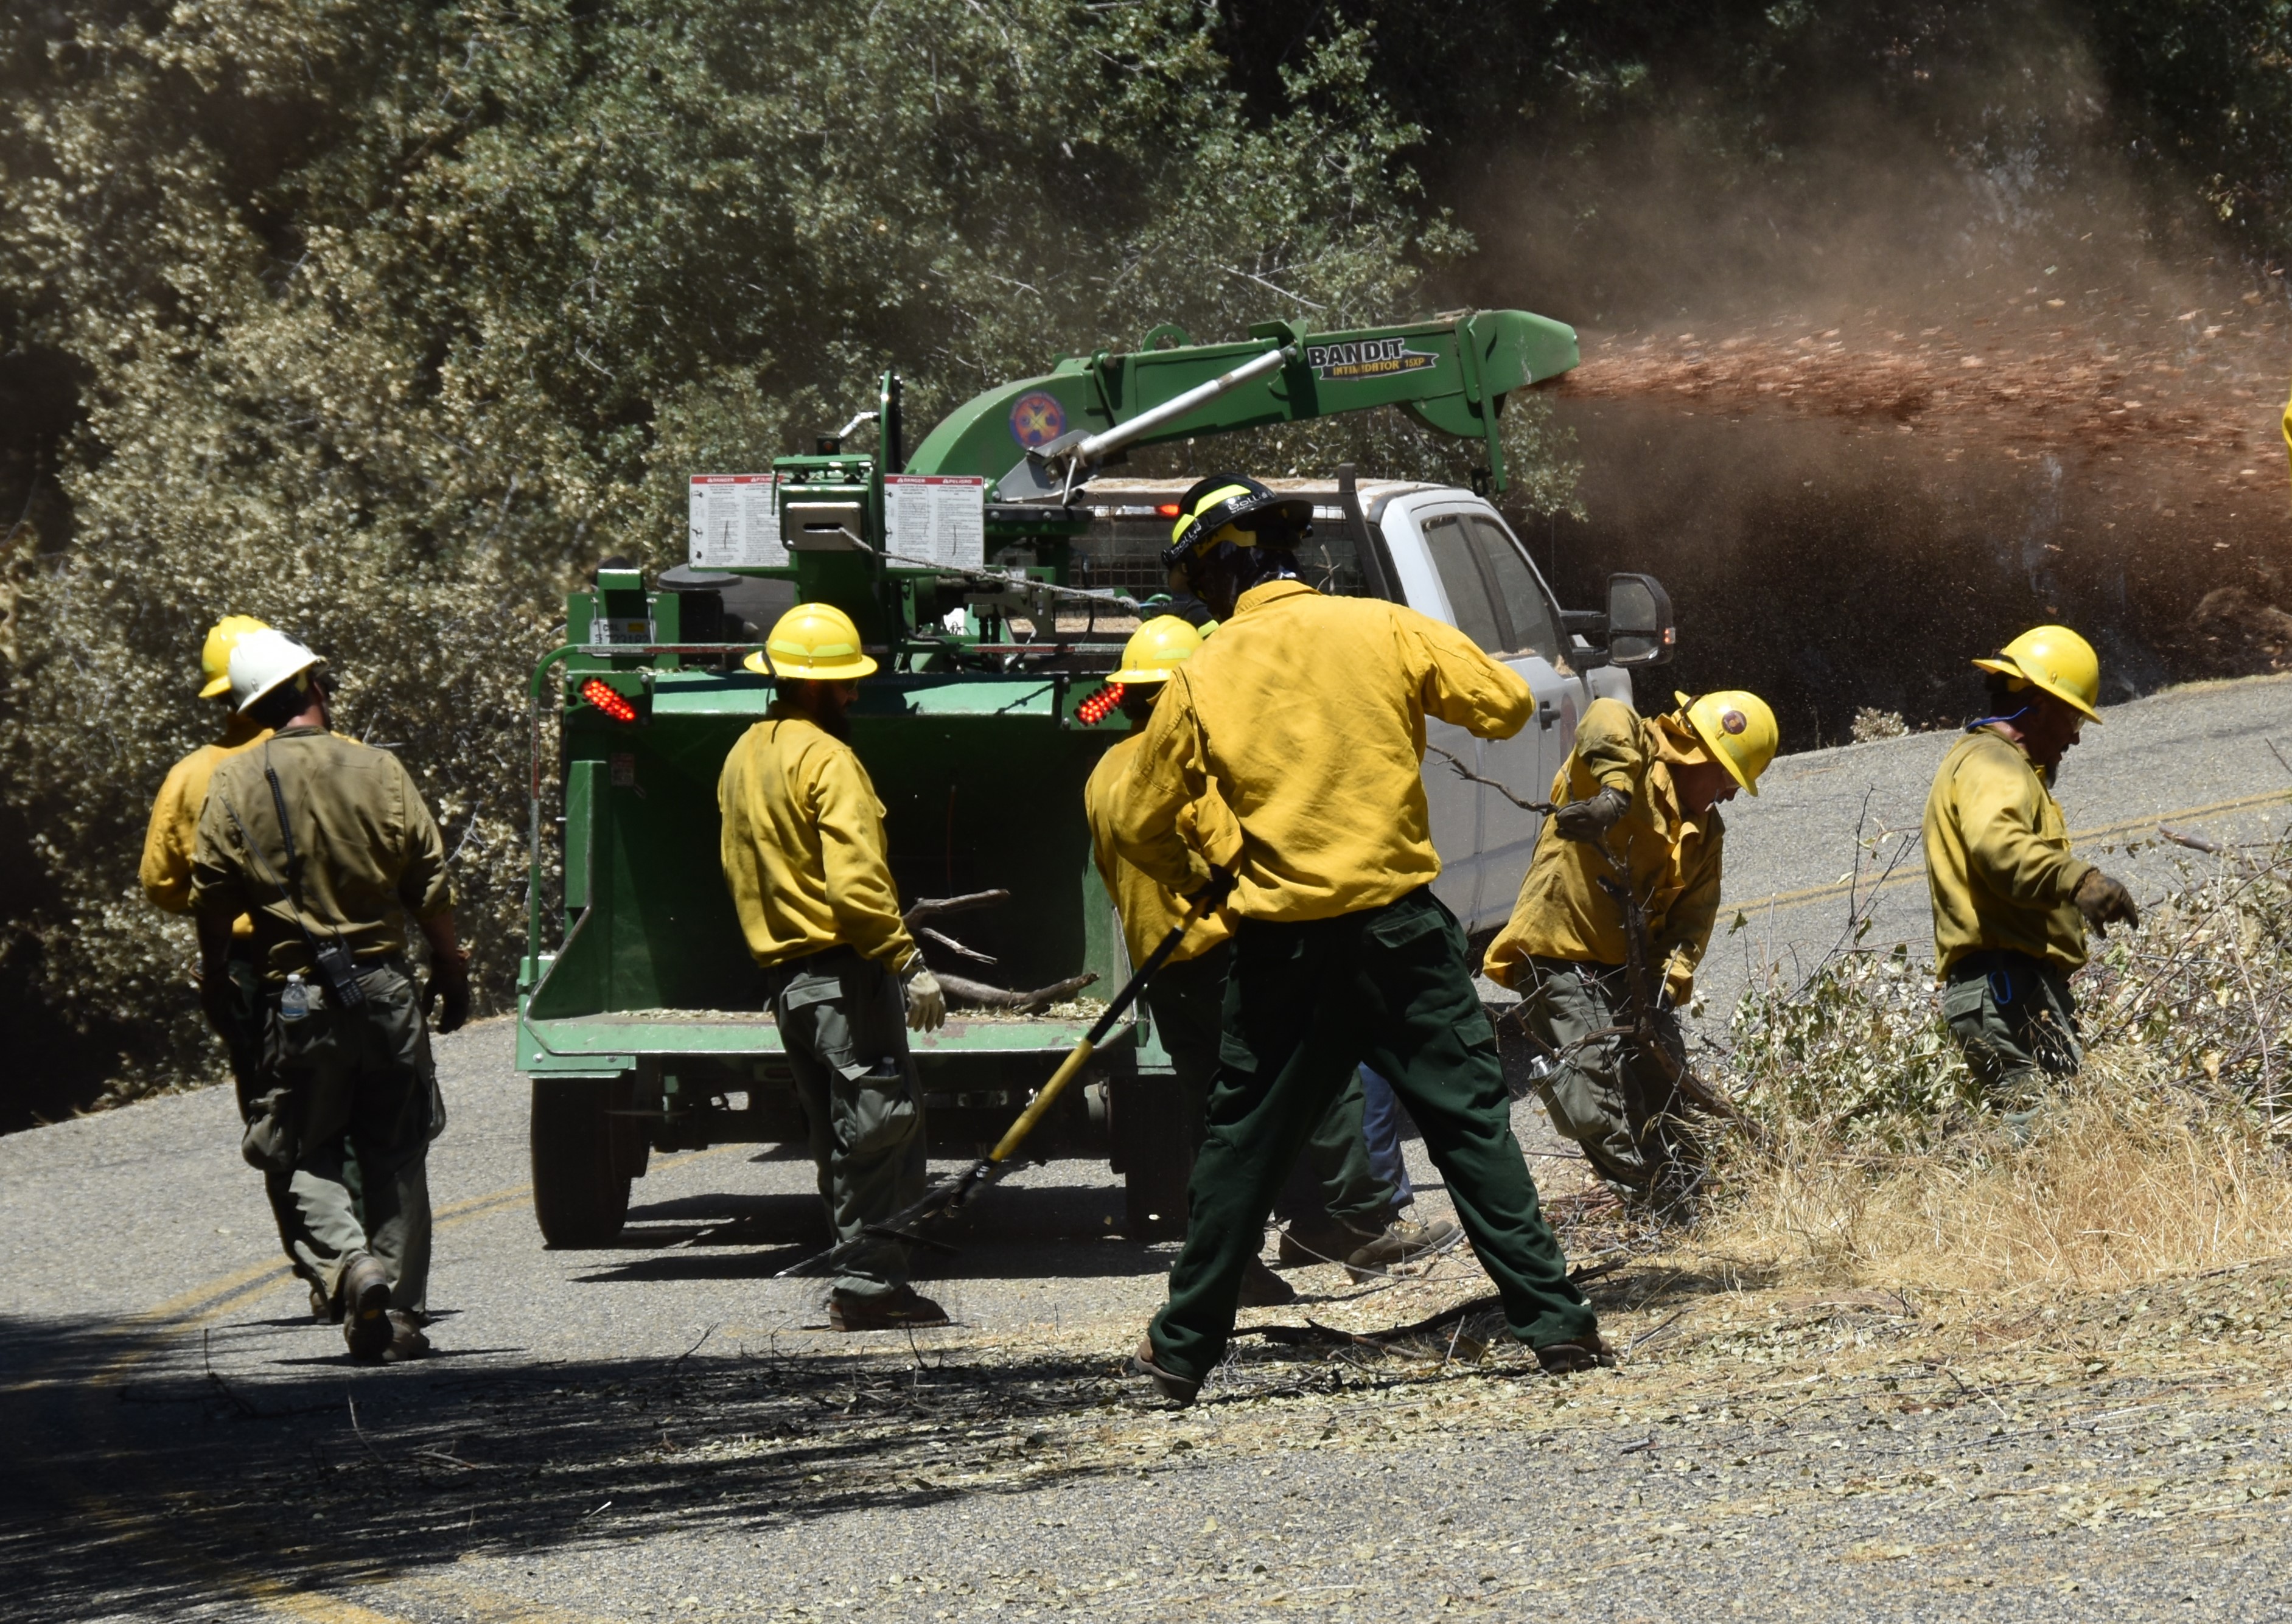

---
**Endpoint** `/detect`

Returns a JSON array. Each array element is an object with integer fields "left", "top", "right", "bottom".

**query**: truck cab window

[
  {"left": 1081, "top": 504, "right": 1372, "bottom": 599},
  {"left": 1467, "top": 515, "right": 1565, "bottom": 662},
  {"left": 1422, "top": 515, "right": 1505, "bottom": 652}
]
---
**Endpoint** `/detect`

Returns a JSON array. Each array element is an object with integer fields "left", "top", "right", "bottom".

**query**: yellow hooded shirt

[
  {"left": 1921, "top": 727, "right": 2093, "bottom": 974},
  {"left": 140, "top": 713, "right": 273, "bottom": 935},
  {"left": 1112, "top": 579, "right": 1535, "bottom": 923},
  {"left": 1483, "top": 698, "right": 1724, "bottom": 1005},
  {"left": 717, "top": 704, "right": 920, "bottom": 973},
  {"left": 1083, "top": 730, "right": 1235, "bottom": 971}
]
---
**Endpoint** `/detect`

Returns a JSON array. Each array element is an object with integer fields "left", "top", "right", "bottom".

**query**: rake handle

[{"left": 983, "top": 868, "right": 1232, "bottom": 1167}]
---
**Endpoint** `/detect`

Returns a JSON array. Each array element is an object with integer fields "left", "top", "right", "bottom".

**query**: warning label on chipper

[
  {"left": 688, "top": 475, "right": 784, "bottom": 568},
  {"left": 883, "top": 476, "right": 986, "bottom": 570},
  {"left": 1305, "top": 336, "right": 1438, "bottom": 382}
]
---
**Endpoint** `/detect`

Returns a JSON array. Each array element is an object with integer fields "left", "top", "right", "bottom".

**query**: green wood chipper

[{"left": 517, "top": 310, "right": 1582, "bottom": 1247}]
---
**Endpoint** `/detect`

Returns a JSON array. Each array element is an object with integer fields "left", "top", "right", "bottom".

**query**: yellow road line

[
  {"left": 60, "top": 1185, "right": 550, "bottom": 1623},
  {"left": 1738, "top": 785, "right": 2292, "bottom": 920},
  {"left": 33, "top": 1185, "right": 549, "bottom": 1399},
  {"left": 117, "top": 1183, "right": 538, "bottom": 1334}
]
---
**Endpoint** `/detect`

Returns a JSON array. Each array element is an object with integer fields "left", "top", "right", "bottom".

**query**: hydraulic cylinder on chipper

[{"left": 906, "top": 309, "right": 1578, "bottom": 501}]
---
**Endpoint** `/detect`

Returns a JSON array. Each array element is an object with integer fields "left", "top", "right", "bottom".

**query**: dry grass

[
  {"left": 1694, "top": 836, "right": 2292, "bottom": 1298},
  {"left": 1698, "top": 1051, "right": 2292, "bottom": 1294}
]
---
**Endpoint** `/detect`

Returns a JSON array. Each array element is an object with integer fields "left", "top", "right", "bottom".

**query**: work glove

[
  {"left": 424, "top": 949, "right": 472, "bottom": 1035},
  {"left": 1551, "top": 786, "right": 1630, "bottom": 844},
  {"left": 903, "top": 963, "right": 947, "bottom": 1033},
  {"left": 2073, "top": 868, "right": 2140, "bottom": 936}
]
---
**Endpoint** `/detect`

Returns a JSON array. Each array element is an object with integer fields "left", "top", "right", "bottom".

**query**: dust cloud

[{"left": 1441, "top": 15, "right": 2292, "bottom": 744}]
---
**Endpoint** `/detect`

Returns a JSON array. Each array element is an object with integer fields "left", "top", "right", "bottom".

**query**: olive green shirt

[{"left": 189, "top": 727, "right": 453, "bottom": 981}]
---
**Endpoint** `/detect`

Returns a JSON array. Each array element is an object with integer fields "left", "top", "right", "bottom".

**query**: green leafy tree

[{"left": 1, "top": 1, "right": 1537, "bottom": 1111}]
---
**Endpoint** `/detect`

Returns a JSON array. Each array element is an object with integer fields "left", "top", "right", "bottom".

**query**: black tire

[
  {"left": 531, "top": 1077, "right": 633, "bottom": 1247},
  {"left": 1113, "top": 1075, "right": 1193, "bottom": 1241}
]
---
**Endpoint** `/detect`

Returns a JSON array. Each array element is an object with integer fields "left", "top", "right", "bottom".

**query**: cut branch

[
  {"left": 2159, "top": 824, "right": 2223, "bottom": 855},
  {"left": 1425, "top": 743, "right": 1554, "bottom": 815},
  {"left": 937, "top": 970, "right": 1097, "bottom": 1011},
  {"left": 1595, "top": 874, "right": 1744, "bottom": 1126},
  {"left": 903, "top": 890, "right": 1010, "bottom": 927},
  {"left": 920, "top": 926, "right": 997, "bottom": 965}
]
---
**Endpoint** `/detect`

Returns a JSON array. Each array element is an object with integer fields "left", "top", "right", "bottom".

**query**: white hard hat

[{"left": 227, "top": 628, "right": 324, "bottom": 715}]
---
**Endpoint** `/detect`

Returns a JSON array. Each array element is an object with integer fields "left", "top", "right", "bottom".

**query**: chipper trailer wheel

[{"left": 530, "top": 1077, "right": 635, "bottom": 1247}]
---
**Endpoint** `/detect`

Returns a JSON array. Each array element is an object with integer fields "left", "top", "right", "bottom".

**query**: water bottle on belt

[{"left": 280, "top": 972, "right": 310, "bottom": 1023}]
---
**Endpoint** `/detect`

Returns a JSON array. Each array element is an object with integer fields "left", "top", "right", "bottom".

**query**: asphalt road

[
  {"left": 1693, "top": 671, "right": 2292, "bottom": 1020},
  {"left": 4, "top": 675, "right": 2290, "bottom": 1623}
]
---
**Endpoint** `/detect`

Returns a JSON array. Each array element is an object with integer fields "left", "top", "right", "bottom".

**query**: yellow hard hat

[
  {"left": 1677, "top": 689, "right": 1779, "bottom": 796},
  {"left": 199, "top": 615, "right": 272, "bottom": 699},
  {"left": 1971, "top": 624, "right": 2103, "bottom": 724},
  {"left": 1111, "top": 616, "right": 1204, "bottom": 684},
  {"left": 745, "top": 602, "right": 877, "bottom": 681}
]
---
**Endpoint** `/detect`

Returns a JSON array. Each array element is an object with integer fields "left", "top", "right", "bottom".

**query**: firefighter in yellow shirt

[
  {"left": 1083, "top": 618, "right": 1451, "bottom": 1304},
  {"left": 1484, "top": 691, "right": 1777, "bottom": 1196},
  {"left": 1114, "top": 475, "right": 1607, "bottom": 1403},
  {"left": 1924, "top": 626, "right": 2139, "bottom": 1101},
  {"left": 142, "top": 616, "right": 276, "bottom": 1090},
  {"left": 719, "top": 604, "right": 949, "bottom": 1332},
  {"left": 139, "top": 615, "right": 329, "bottom": 1298},
  {"left": 191, "top": 629, "right": 469, "bottom": 1364}
]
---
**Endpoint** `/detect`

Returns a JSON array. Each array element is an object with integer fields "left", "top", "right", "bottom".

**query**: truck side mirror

[{"left": 1605, "top": 573, "right": 1675, "bottom": 667}]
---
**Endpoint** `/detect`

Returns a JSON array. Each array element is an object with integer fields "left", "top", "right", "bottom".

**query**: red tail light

[
  {"left": 1154, "top": 502, "right": 1183, "bottom": 518},
  {"left": 580, "top": 677, "right": 638, "bottom": 723},
  {"left": 1075, "top": 681, "right": 1125, "bottom": 725}
]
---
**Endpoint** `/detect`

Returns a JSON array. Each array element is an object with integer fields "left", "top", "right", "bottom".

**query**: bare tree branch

[
  {"left": 1424, "top": 742, "right": 1554, "bottom": 815},
  {"left": 903, "top": 890, "right": 1011, "bottom": 927},
  {"left": 936, "top": 970, "right": 1097, "bottom": 1011}
]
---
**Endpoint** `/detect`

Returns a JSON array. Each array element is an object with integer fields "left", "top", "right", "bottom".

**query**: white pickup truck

[{"left": 1079, "top": 475, "right": 1675, "bottom": 940}]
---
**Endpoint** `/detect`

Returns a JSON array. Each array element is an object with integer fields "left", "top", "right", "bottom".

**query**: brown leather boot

[
  {"left": 828, "top": 1284, "right": 951, "bottom": 1331},
  {"left": 380, "top": 1311, "right": 431, "bottom": 1364},
  {"left": 1130, "top": 1335, "right": 1200, "bottom": 1406},
  {"left": 1275, "top": 1217, "right": 1373, "bottom": 1269},
  {"left": 338, "top": 1253, "right": 393, "bottom": 1360},
  {"left": 1238, "top": 1256, "right": 1297, "bottom": 1308},
  {"left": 1343, "top": 1215, "right": 1463, "bottom": 1281},
  {"left": 1534, "top": 1333, "right": 1619, "bottom": 1374}
]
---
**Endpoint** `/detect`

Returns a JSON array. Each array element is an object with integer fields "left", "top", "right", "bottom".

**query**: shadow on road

[
  {"left": 0, "top": 1305, "right": 1145, "bottom": 1622},
  {"left": 566, "top": 1177, "right": 1169, "bottom": 1285}
]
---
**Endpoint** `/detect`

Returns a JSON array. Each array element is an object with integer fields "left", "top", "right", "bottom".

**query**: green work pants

[
  {"left": 1149, "top": 944, "right": 1397, "bottom": 1232},
  {"left": 1146, "top": 946, "right": 1231, "bottom": 1154},
  {"left": 1941, "top": 950, "right": 2082, "bottom": 1103},
  {"left": 1149, "top": 888, "right": 1593, "bottom": 1381},
  {"left": 223, "top": 955, "right": 361, "bottom": 1295},
  {"left": 1274, "top": 1070, "right": 1397, "bottom": 1231},
  {"left": 1517, "top": 955, "right": 1691, "bottom": 1191},
  {"left": 253, "top": 961, "right": 439, "bottom": 1314},
  {"left": 768, "top": 949, "right": 927, "bottom": 1302}
]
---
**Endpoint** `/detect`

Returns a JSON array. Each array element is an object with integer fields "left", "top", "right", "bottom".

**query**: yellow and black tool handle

[{"left": 777, "top": 868, "right": 1237, "bottom": 1277}]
